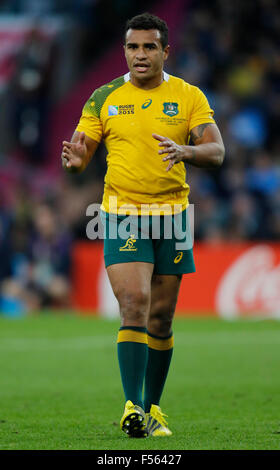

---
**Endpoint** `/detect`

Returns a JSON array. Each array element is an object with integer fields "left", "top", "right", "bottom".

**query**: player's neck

[{"left": 129, "top": 72, "right": 164, "bottom": 90}]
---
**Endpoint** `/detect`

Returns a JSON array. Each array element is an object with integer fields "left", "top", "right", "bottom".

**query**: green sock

[
  {"left": 117, "top": 326, "right": 148, "bottom": 409},
  {"left": 144, "top": 331, "right": 174, "bottom": 413}
]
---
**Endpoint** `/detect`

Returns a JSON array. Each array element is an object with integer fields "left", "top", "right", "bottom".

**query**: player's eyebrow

[
  {"left": 144, "top": 42, "right": 158, "bottom": 48},
  {"left": 126, "top": 42, "right": 158, "bottom": 48}
]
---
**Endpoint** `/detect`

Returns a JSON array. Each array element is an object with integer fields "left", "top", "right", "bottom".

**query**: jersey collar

[{"left": 124, "top": 71, "right": 170, "bottom": 83}]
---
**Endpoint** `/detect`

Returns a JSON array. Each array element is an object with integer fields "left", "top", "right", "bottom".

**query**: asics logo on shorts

[{"left": 174, "top": 252, "right": 183, "bottom": 263}]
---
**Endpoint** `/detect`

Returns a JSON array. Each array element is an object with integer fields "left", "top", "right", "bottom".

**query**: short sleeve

[
  {"left": 188, "top": 86, "right": 215, "bottom": 133},
  {"left": 76, "top": 94, "right": 103, "bottom": 143}
]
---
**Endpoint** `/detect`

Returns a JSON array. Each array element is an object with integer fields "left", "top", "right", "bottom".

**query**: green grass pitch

[{"left": 0, "top": 313, "right": 280, "bottom": 450}]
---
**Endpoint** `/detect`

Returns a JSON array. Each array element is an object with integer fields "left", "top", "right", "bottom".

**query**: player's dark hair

[{"left": 125, "top": 12, "right": 169, "bottom": 49}]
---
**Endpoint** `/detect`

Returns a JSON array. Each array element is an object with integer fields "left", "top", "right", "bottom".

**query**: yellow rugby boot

[
  {"left": 146, "top": 404, "right": 172, "bottom": 436},
  {"left": 120, "top": 400, "right": 148, "bottom": 438}
]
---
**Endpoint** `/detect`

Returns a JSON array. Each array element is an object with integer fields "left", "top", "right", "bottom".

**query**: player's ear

[{"left": 163, "top": 45, "right": 170, "bottom": 61}]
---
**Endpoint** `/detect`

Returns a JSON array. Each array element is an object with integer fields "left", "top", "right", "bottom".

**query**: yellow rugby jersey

[{"left": 76, "top": 72, "right": 215, "bottom": 214}]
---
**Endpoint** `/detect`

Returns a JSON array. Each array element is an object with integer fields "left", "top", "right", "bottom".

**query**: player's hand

[
  {"left": 152, "top": 133, "right": 185, "bottom": 171},
  {"left": 61, "top": 132, "right": 87, "bottom": 172}
]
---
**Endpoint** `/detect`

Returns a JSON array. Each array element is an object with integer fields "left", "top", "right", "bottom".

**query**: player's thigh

[
  {"left": 107, "top": 262, "right": 154, "bottom": 324},
  {"left": 148, "top": 274, "right": 182, "bottom": 335}
]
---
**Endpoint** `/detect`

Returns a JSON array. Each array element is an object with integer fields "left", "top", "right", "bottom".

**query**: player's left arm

[{"left": 153, "top": 122, "right": 225, "bottom": 171}]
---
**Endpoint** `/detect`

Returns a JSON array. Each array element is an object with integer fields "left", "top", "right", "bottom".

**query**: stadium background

[{"left": 0, "top": 0, "right": 279, "bottom": 319}]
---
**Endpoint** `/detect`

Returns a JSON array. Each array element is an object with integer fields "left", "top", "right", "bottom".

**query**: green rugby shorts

[{"left": 100, "top": 209, "right": 195, "bottom": 275}]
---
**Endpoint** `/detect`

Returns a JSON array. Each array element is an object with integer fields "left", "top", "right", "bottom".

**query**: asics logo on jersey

[{"left": 142, "top": 99, "right": 152, "bottom": 109}]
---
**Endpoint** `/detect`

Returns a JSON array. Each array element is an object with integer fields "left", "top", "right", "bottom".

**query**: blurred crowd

[
  {"left": 170, "top": 0, "right": 280, "bottom": 242},
  {"left": 0, "top": 0, "right": 279, "bottom": 314}
]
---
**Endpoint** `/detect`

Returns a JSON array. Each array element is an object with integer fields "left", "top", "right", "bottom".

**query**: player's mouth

[{"left": 134, "top": 63, "right": 150, "bottom": 73}]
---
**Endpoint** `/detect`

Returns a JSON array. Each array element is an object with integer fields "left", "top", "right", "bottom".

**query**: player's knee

[
  {"left": 117, "top": 287, "right": 150, "bottom": 325},
  {"left": 148, "top": 308, "right": 174, "bottom": 337}
]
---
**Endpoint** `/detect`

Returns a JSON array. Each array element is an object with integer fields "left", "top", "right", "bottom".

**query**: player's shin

[
  {"left": 117, "top": 326, "right": 148, "bottom": 409},
  {"left": 144, "top": 332, "right": 174, "bottom": 412}
]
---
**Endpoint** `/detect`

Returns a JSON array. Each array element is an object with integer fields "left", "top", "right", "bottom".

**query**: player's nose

[{"left": 135, "top": 47, "right": 147, "bottom": 59}]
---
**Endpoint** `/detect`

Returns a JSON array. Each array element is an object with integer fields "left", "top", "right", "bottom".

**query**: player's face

[{"left": 124, "top": 29, "right": 169, "bottom": 89}]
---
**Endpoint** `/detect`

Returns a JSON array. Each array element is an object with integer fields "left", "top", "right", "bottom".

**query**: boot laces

[{"left": 151, "top": 406, "right": 168, "bottom": 427}]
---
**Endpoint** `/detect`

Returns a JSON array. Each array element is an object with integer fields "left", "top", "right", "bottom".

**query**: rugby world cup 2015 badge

[{"left": 163, "top": 102, "right": 179, "bottom": 117}]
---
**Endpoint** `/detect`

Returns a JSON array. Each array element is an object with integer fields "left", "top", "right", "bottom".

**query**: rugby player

[{"left": 61, "top": 13, "right": 225, "bottom": 438}]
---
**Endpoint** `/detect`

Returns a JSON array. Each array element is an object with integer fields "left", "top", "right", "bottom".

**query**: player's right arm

[{"left": 61, "top": 131, "right": 99, "bottom": 174}]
